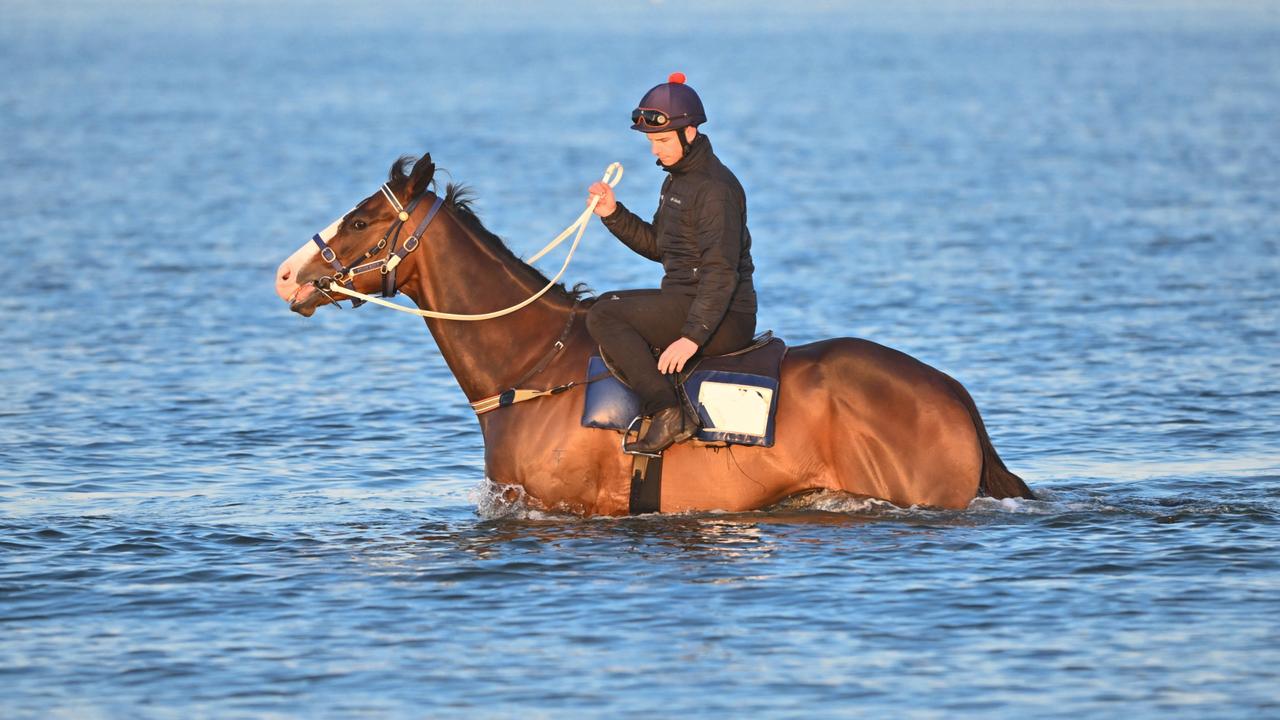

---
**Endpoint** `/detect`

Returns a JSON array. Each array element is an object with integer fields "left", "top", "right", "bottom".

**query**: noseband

[{"left": 309, "top": 183, "right": 446, "bottom": 307}]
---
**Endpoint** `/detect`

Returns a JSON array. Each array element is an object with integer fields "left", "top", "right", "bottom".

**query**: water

[{"left": 3, "top": 1, "right": 1279, "bottom": 716}]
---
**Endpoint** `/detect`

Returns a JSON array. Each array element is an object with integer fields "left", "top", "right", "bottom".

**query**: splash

[
  {"left": 469, "top": 478, "right": 585, "bottom": 520},
  {"left": 769, "top": 489, "right": 900, "bottom": 514},
  {"left": 967, "top": 495, "right": 1057, "bottom": 514},
  {"left": 470, "top": 478, "right": 527, "bottom": 519}
]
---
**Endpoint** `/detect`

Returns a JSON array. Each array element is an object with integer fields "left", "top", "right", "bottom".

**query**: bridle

[
  {"left": 300, "top": 161, "right": 624, "bottom": 414},
  {"left": 308, "top": 182, "right": 446, "bottom": 307},
  {"left": 306, "top": 162, "right": 621, "bottom": 321}
]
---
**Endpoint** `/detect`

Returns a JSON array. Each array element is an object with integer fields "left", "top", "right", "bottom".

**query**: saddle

[{"left": 581, "top": 332, "right": 786, "bottom": 448}]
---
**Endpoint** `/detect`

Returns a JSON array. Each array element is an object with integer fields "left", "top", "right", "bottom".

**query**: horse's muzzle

[{"left": 288, "top": 282, "right": 322, "bottom": 316}]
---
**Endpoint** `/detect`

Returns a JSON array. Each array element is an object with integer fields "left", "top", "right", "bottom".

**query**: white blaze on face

[{"left": 274, "top": 211, "right": 349, "bottom": 303}]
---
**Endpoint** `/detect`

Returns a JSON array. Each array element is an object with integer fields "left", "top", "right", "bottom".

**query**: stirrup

[{"left": 622, "top": 416, "right": 661, "bottom": 458}]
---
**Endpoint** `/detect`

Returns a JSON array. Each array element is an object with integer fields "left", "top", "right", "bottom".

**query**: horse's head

[{"left": 275, "top": 154, "right": 437, "bottom": 316}]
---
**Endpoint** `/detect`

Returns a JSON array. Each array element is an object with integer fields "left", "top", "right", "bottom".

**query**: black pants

[{"left": 586, "top": 289, "right": 756, "bottom": 415}]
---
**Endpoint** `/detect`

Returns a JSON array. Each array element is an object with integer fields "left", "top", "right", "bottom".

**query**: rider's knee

[{"left": 585, "top": 297, "right": 616, "bottom": 338}]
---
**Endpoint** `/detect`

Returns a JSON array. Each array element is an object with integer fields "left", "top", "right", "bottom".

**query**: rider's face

[{"left": 646, "top": 127, "right": 694, "bottom": 167}]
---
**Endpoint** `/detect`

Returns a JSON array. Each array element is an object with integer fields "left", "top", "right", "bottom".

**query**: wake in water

[{"left": 469, "top": 477, "right": 1062, "bottom": 521}]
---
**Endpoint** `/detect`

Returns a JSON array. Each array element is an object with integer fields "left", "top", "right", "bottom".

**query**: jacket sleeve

[
  {"left": 599, "top": 201, "right": 660, "bottom": 261},
  {"left": 681, "top": 184, "right": 742, "bottom": 346}
]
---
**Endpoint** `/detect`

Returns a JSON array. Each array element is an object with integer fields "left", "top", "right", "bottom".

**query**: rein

[
  {"left": 317, "top": 162, "right": 623, "bottom": 321},
  {"left": 306, "top": 161, "right": 624, "bottom": 415}
]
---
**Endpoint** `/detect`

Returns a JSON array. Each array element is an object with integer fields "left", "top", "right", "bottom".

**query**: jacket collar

[{"left": 659, "top": 133, "right": 712, "bottom": 174}]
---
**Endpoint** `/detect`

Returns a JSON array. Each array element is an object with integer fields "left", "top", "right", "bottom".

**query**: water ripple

[{"left": 2, "top": 3, "right": 1279, "bottom": 717}]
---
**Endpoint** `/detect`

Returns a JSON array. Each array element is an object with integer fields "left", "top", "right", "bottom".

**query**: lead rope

[{"left": 325, "top": 162, "right": 623, "bottom": 321}]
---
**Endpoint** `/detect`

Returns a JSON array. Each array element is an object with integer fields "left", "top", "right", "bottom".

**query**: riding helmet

[{"left": 630, "top": 72, "right": 707, "bottom": 133}]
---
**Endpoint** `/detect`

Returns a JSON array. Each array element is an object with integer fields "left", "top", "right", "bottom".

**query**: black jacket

[{"left": 601, "top": 134, "right": 757, "bottom": 347}]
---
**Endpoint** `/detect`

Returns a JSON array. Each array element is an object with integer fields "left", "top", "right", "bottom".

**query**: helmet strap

[{"left": 677, "top": 126, "right": 692, "bottom": 151}]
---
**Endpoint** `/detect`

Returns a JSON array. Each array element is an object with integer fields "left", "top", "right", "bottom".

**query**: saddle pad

[
  {"left": 580, "top": 355, "right": 642, "bottom": 431},
  {"left": 685, "top": 370, "right": 777, "bottom": 444},
  {"left": 685, "top": 337, "right": 785, "bottom": 446},
  {"left": 580, "top": 337, "right": 786, "bottom": 447}
]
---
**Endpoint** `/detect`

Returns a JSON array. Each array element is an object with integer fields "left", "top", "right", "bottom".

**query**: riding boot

[{"left": 625, "top": 404, "right": 701, "bottom": 454}]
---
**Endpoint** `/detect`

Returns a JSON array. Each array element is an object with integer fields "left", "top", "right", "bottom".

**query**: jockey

[{"left": 586, "top": 73, "right": 758, "bottom": 454}]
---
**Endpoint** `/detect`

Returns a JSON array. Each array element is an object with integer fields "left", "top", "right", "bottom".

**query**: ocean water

[{"left": 2, "top": 1, "right": 1278, "bottom": 717}]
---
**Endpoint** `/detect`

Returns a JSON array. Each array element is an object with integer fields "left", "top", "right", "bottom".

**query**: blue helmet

[{"left": 630, "top": 72, "right": 707, "bottom": 133}]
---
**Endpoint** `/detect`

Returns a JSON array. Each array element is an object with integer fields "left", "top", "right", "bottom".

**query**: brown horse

[{"left": 275, "top": 154, "right": 1033, "bottom": 516}]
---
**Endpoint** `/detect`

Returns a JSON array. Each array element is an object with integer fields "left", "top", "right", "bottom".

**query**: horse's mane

[{"left": 388, "top": 156, "right": 591, "bottom": 303}]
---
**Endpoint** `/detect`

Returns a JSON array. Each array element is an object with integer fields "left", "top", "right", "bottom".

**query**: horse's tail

[{"left": 940, "top": 373, "right": 1035, "bottom": 500}]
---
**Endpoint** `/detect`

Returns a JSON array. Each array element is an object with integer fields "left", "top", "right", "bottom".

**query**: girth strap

[{"left": 628, "top": 417, "right": 663, "bottom": 514}]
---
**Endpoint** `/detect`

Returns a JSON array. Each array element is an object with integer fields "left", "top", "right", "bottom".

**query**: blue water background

[{"left": 2, "top": 1, "right": 1279, "bottom": 716}]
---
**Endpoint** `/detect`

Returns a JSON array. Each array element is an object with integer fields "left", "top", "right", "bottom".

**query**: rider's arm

[
  {"left": 600, "top": 201, "right": 660, "bottom": 261},
  {"left": 681, "top": 184, "right": 742, "bottom": 347}
]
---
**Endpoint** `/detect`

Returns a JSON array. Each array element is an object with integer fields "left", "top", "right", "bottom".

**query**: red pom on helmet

[{"left": 632, "top": 73, "right": 706, "bottom": 132}]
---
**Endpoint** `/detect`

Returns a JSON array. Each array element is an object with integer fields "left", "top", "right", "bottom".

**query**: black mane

[
  {"left": 389, "top": 156, "right": 589, "bottom": 302},
  {"left": 442, "top": 181, "right": 591, "bottom": 302},
  {"left": 388, "top": 155, "right": 414, "bottom": 186}
]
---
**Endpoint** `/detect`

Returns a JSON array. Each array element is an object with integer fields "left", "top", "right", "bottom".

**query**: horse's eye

[{"left": 353, "top": 219, "right": 368, "bottom": 230}]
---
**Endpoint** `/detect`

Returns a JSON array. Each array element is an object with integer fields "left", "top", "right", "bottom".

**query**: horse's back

[
  {"left": 784, "top": 336, "right": 943, "bottom": 379},
  {"left": 773, "top": 336, "right": 985, "bottom": 507}
]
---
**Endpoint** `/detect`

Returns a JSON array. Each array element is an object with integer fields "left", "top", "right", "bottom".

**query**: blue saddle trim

[{"left": 580, "top": 358, "right": 779, "bottom": 448}]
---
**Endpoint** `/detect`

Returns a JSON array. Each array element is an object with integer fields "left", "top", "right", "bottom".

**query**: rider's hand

[
  {"left": 587, "top": 181, "right": 617, "bottom": 218},
  {"left": 658, "top": 337, "right": 699, "bottom": 374}
]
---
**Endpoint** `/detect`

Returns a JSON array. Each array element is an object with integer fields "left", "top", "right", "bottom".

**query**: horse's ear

[{"left": 408, "top": 153, "right": 435, "bottom": 198}]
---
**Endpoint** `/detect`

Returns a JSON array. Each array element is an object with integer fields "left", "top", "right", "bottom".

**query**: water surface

[{"left": 2, "top": 1, "right": 1278, "bottom": 717}]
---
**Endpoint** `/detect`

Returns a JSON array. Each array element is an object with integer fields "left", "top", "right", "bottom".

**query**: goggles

[{"left": 632, "top": 107, "right": 680, "bottom": 128}]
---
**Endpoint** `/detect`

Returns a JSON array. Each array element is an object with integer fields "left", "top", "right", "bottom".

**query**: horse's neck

[{"left": 398, "top": 212, "right": 578, "bottom": 401}]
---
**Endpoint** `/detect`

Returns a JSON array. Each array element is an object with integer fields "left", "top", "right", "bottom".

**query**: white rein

[{"left": 325, "top": 162, "right": 623, "bottom": 321}]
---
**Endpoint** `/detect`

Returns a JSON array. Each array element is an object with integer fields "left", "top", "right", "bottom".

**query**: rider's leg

[
  {"left": 698, "top": 310, "right": 757, "bottom": 356},
  {"left": 586, "top": 289, "right": 688, "bottom": 416}
]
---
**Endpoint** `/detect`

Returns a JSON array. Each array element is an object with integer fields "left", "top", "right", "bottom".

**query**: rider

[{"left": 586, "top": 72, "right": 758, "bottom": 454}]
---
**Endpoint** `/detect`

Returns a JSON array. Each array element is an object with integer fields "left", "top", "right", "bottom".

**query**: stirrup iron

[{"left": 622, "top": 416, "right": 661, "bottom": 458}]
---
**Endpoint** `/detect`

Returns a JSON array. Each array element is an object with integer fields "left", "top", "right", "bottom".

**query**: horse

[{"left": 274, "top": 154, "right": 1034, "bottom": 516}]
